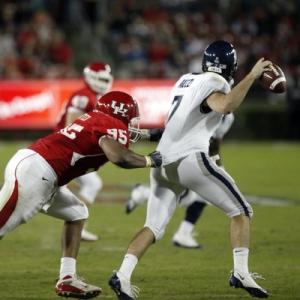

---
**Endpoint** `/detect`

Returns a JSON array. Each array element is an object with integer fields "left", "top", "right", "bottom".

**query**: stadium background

[{"left": 0, "top": 0, "right": 300, "bottom": 140}]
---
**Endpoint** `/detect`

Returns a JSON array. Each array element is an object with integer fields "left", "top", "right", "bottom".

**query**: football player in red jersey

[
  {"left": 55, "top": 62, "right": 114, "bottom": 241},
  {"left": 0, "top": 91, "right": 162, "bottom": 299}
]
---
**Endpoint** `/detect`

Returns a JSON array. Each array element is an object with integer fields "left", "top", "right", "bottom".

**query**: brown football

[{"left": 259, "top": 63, "right": 286, "bottom": 93}]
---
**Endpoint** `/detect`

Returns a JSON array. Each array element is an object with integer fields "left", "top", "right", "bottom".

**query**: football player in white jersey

[
  {"left": 109, "top": 41, "right": 272, "bottom": 299},
  {"left": 55, "top": 62, "right": 113, "bottom": 241},
  {"left": 0, "top": 91, "right": 162, "bottom": 299},
  {"left": 126, "top": 113, "right": 235, "bottom": 249}
]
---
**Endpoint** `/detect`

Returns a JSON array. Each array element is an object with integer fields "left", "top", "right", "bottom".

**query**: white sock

[
  {"left": 233, "top": 247, "right": 249, "bottom": 274},
  {"left": 119, "top": 254, "right": 138, "bottom": 280},
  {"left": 177, "top": 220, "right": 194, "bottom": 235},
  {"left": 60, "top": 257, "right": 76, "bottom": 279}
]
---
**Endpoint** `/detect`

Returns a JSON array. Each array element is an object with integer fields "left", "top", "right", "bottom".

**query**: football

[{"left": 259, "top": 63, "right": 286, "bottom": 93}]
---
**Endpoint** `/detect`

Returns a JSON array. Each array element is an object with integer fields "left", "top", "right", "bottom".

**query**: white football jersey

[{"left": 157, "top": 72, "right": 231, "bottom": 164}]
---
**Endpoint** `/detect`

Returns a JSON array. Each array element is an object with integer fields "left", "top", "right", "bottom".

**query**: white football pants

[
  {"left": 0, "top": 149, "right": 88, "bottom": 239},
  {"left": 145, "top": 151, "right": 253, "bottom": 241}
]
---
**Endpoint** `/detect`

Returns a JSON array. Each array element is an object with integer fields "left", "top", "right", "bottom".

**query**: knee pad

[
  {"left": 44, "top": 187, "right": 89, "bottom": 221},
  {"left": 73, "top": 201, "right": 89, "bottom": 220}
]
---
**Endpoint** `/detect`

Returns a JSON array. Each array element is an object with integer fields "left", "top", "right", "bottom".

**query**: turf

[{"left": 0, "top": 141, "right": 299, "bottom": 299}]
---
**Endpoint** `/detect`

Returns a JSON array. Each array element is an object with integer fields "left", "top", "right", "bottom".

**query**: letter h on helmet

[{"left": 96, "top": 91, "right": 141, "bottom": 142}]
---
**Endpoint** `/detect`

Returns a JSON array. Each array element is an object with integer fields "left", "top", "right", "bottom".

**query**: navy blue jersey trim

[
  {"left": 200, "top": 152, "right": 250, "bottom": 217},
  {"left": 200, "top": 101, "right": 212, "bottom": 114},
  {"left": 179, "top": 188, "right": 189, "bottom": 203}
]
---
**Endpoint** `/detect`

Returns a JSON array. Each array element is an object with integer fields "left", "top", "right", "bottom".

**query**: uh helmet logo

[{"left": 111, "top": 100, "right": 128, "bottom": 117}]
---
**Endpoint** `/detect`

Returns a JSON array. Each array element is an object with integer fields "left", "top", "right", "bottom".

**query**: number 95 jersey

[
  {"left": 29, "top": 111, "right": 130, "bottom": 186},
  {"left": 157, "top": 72, "right": 231, "bottom": 165}
]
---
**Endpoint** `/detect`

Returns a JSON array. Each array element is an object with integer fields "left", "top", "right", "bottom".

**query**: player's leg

[
  {"left": 46, "top": 185, "right": 102, "bottom": 299},
  {"left": 126, "top": 185, "right": 207, "bottom": 248},
  {"left": 179, "top": 152, "right": 268, "bottom": 298},
  {"left": 173, "top": 194, "right": 206, "bottom": 249},
  {"left": 125, "top": 184, "right": 150, "bottom": 214},
  {"left": 109, "top": 165, "right": 183, "bottom": 299},
  {"left": 76, "top": 172, "right": 102, "bottom": 241},
  {"left": 228, "top": 214, "right": 268, "bottom": 298},
  {"left": 0, "top": 149, "right": 58, "bottom": 239}
]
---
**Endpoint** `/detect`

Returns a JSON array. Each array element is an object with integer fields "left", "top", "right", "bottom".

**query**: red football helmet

[
  {"left": 96, "top": 91, "right": 141, "bottom": 142},
  {"left": 83, "top": 62, "right": 113, "bottom": 94}
]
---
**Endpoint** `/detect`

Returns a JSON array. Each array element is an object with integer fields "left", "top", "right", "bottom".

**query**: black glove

[
  {"left": 146, "top": 151, "right": 162, "bottom": 167},
  {"left": 149, "top": 129, "right": 164, "bottom": 142}
]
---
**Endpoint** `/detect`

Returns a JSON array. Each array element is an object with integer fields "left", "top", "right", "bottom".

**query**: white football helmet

[{"left": 83, "top": 62, "right": 114, "bottom": 95}]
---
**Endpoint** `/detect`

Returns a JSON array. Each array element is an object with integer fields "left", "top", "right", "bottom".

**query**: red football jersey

[
  {"left": 29, "top": 111, "right": 130, "bottom": 186},
  {"left": 55, "top": 86, "right": 100, "bottom": 132}
]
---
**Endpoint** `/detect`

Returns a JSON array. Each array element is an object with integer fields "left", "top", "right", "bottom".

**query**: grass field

[{"left": 0, "top": 140, "right": 299, "bottom": 299}]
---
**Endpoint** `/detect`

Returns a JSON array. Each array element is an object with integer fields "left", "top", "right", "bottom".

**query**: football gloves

[
  {"left": 145, "top": 151, "right": 162, "bottom": 167},
  {"left": 140, "top": 129, "right": 164, "bottom": 142},
  {"left": 149, "top": 129, "right": 164, "bottom": 142}
]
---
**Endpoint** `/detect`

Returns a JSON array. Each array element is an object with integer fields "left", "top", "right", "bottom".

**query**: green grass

[
  {"left": 1, "top": 204, "right": 299, "bottom": 299},
  {"left": 0, "top": 141, "right": 299, "bottom": 299},
  {"left": 221, "top": 142, "right": 300, "bottom": 202}
]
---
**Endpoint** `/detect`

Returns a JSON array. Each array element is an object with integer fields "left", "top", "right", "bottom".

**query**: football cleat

[
  {"left": 172, "top": 231, "right": 203, "bottom": 249},
  {"left": 81, "top": 228, "right": 98, "bottom": 242},
  {"left": 55, "top": 274, "right": 102, "bottom": 299},
  {"left": 108, "top": 271, "right": 140, "bottom": 300},
  {"left": 229, "top": 269, "right": 268, "bottom": 298},
  {"left": 125, "top": 184, "right": 144, "bottom": 214}
]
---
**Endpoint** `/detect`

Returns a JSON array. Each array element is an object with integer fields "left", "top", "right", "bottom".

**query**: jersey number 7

[{"left": 167, "top": 95, "right": 183, "bottom": 123}]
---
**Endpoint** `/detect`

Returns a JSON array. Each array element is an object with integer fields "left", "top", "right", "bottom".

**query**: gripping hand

[{"left": 145, "top": 151, "right": 162, "bottom": 168}]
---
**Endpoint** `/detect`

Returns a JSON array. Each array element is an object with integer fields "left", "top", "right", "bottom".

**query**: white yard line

[{"left": 245, "top": 195, "right": 295, "bottom": 206}]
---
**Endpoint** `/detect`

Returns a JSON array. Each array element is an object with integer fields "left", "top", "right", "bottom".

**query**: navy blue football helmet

[{"left": 202, "top": 41, "right": 238, "bottom": 82}]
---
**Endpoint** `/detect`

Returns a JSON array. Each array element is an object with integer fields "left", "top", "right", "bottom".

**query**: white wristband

[{"left": 145, "top": 156, "right": 152, "bottom": 167}]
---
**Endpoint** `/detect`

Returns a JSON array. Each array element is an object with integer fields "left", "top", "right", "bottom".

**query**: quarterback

[
  {"left": 109, "top": 41, "right": 272, "bottom": 299},
  {"left": 125, "top": 113, "right": 235, "bottom": 249}
]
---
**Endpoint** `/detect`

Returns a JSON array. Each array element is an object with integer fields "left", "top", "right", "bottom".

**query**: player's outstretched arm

[
  {"left": 206, "top": 58, "right": 273, "bottom": 115},
  {"left": 100, "top": 137, "right": 162, "bottom": 169}
]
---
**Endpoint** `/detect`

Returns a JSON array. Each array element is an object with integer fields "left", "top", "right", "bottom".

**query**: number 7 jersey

[
  {"left": 28, "top": 111, "right": 130, "bottom": 186},
  {"left": 157, "top": 72, "right": 231, "bottom": 165}
]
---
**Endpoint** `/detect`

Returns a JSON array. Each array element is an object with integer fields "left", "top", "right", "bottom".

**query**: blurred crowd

[
  {"left": 1, "top": 0, "right": 300, "bottom": 84},
  {"left": 0, "top": 1, "right": 79, "bottom": 79},
  {"left": 103, "top": 0, "right": 300, "bottom": 83}
]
